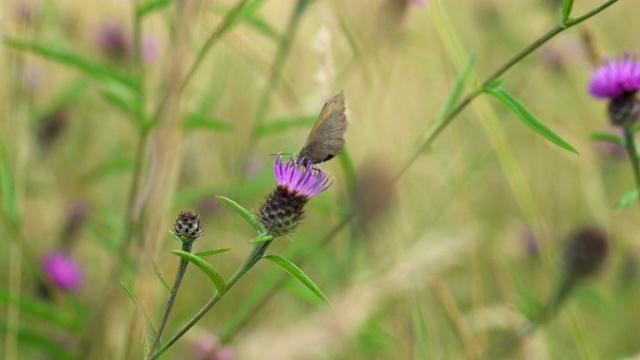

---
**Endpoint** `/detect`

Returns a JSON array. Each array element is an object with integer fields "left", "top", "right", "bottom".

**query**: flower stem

[
  {"left": 146, "top": 240, "right": 194, "bottom": 359},
  {"left": 393, "top": 0, "right": 620, "bottom": 182},
  {"left": 149, "top": 240, "right": 273, "bottom": 360},
  {"left": 623, "top": 126, "right": 640, "bottom": 202}
]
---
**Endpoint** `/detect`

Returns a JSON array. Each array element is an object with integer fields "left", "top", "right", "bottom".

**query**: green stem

[
  {"left": 623, "top": 126, "right": 640, "bottom": 200},
  {"left": 149, "top": 240, "right": 273, "bottom": 359},
  {"left": 394, "top": 0, "right": 620, "bottom": 182},
  {"left": 146, "top": 240, "right": 194, "bottom": 359}
]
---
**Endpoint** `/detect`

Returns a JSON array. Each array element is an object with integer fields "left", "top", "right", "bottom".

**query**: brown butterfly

[{"left": 299, "top": 91, "right": 348, "bottom": 164}]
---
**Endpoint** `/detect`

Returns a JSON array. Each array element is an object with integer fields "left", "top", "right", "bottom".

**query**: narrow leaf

[
  {"left": 184, "top": 113, "right": 234, "bottom": 131},
  {"left": 81, "top": 155, "right": 134, "bottom": 185},
  {"left": 0, "top": 143, "right": 18, "bottom": 224},
  {"left": 256, "top": 115, "right": 317, "bottom": 135},
  {"left": 120, "top": 282, "right": 161, "bottom": 354},
  {"left": 216, "top": 195, "right": 263, "bottom": 234},
  {"left": 421, "top": 51, "right": 475, "bottom": 143},
  {"left": 0, "top": 288, "right": 75, "bottom": 329},
  {"left": 17, "top": 327, "right": 75, "bottom": 360},
  {"left": 614, "top": 189, "right": 640, "bottom": 210},
  {"left": 101, "top": 81, "right": 142, "bottom": 120},
  {"left": 152, "top": 260, "right": 171, "bottom": 292},
  {"left": 136, "top": 0, "right": 171, "bottom": 18},
  {"left": 171, "top": 250, "right": 226, "bottom": 295},
  {"left": 561, "top": 0, "right": 574, "bottom": 22},
  {"left": 245, "top": 14, "right": 281, "bottom": 40},
  {"left": 4, "top": 38, "right": 137, "bottom": 90},
  {"left": 591, "top": 131, "right": 624, "bottom": 146},
  {"left": 262, "top": 255, "right": 329, "bottom": 304},
  {"left": 195, "top": 248, "right": 232, "bottom": 257},
  {"left": 250, "top": 233, "right": 273, "bottom": 244},
  {"left": 487, "top": 87, "right": 579, "bottom": 154}
]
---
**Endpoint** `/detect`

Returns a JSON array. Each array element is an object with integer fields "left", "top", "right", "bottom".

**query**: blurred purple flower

[
  {"left": 588, "top": 53, "right": 640, "bottom": 99},
  {"left": 192, "top": 332, "right": 236, "bottom": 360},
  {"left": 41, "top": 252, "right": 83, "bottom": 291},
  {"left": 141, "top": 34, "right": 159, "bottom": 63},
  {"left": 95, "top": 21, "right": 130, "bottom": 60}
]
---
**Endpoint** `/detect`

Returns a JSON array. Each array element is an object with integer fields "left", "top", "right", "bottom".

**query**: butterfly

[{"left": 298, "top": 91, "right": 348, "bottom": 164}]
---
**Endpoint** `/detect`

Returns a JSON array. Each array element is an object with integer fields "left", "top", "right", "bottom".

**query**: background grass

[{"left": 1, "top": 0, "right": 639, "bottom": 359}]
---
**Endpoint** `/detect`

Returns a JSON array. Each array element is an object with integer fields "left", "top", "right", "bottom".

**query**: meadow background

[{"left": 1, "top": 0, "right": 638, "bottom": 359}]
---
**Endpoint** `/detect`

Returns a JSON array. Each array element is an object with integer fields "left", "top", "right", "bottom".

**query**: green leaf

[
  {"left": 487, "top": 87, "right": 579, "bottom": 154},
  {"left": 245, "top": 13, "right": 281, "bottom": 41},
  {"left": 81, "top": 154, "right": 134, "bottom": 185},
  {"left": 574, "top": 285, "right": 609, "bottom": 314},
  {"left": 152, "top": 260, "right": 171, "bottom": 292},
  {"left": 16, "top": 326, "right": 75, "bottom": 360},
  {"left": 216, "top": 195, "right": 263, "bottom": 234},
  {"left": 0, "top": 142, "right": 18, "bottom": 225},
  {"left": 256, "top": 115, "right": 317, "bottom": 135},
  {"left": 262, "top": 254, "right": 329, "bottom": 304},
  {"left": 171, "top": 250, "right": 226, "bottom": 295},
  {"left": 614, "top": 189, "right": 640, "bottom": 210},
  {"left": 591, "top": 131, "right": 624, "bottom": 146},
  {"left": 195, "top": 248, "right": 232, "bottom": 257},
  {"left": 35, "top": 80, "right": 88, "bottom": 122},
  {"left": 4, "top": 38, "right": 137, "bottom": 90},
  {"left": 0, "top": 288, "right": 76, "bottom": 329},
  {"left": 561, "top": 0, "right": 574, "bottom": 22},
  {"left": 184, "top": 113, "right": 234, "bottom": 131},
  {"left": 250, "top": 233, "right": 273, "bottom": 244},
  {"left": 136, "top": 0, "right": 171, "bottom": 18},
  {"left": 101, "top": 81, "right": 143, "bottom": 121},
  {"left": 169, "top": 230, "right": 185, "bottom": 244},
  {"left": 421, "top": 51, "right": 475, "bottom": 143},
  {"left": 120, "top": 282, "right": 161, "bottom": 354}
]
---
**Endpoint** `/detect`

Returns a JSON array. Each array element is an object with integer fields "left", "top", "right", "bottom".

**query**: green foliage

[
  {"left": 487, "top": 87, "right": 579, "bottom": 154},
  {"left": 262, "top": 254, "right": 329, "bottom": 304},
  {"left": 171, "top": 250, "right": 226, "bottom": 295},
  {"left": 120, "top": 282, "right": 161, "bottom": 355},
  {"left": 152, "top": 260, "right": 171, "bottom": 292},
  {"left": 216, "top": 195, "right": 263, "bottom": 234}
]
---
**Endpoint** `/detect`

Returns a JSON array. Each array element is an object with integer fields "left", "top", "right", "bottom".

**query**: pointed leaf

[
  {"left": 195, "top": 248, "right": 232, "bottom": 257},
  {"left": 4, "top": 38, "right": 137, "bottom": 90},
  {"left": 249, "top": 233, "right": 273, "bottom": 244},
  {"left": 152, "top": 260, "right": 170, "bottom": 292},
  {"left": 562, "top": 0, "right": 574, "bottom": 22},
  {"left": 120, "top": 282, "right": 161, "bottom": 354},
  {"left": 591, "top": 131, "right": 624, "bottom": 146},
  {"left": 136, "top": 0, "right": 171, "bottom": 18},
  {"left": 184, "top": 113, "right": 235, "bottom": 131},
  {"left": 171, "top": 250, "right": 226, "bottom": 295},
  {"left": 216, "top": 195, "right": 263, "bottom": 234},
  {"left": 487, "top": 87, "right": 579, "bottom": 154},
  {"left": 256, "top": 115, "right": 316, "bottom": 135},
  {"left": 262, "top": 254, "right": 329, "bottom": 304},
  {"left": 421, "top": 51, "right": 475, "bottom": 143},
  {"left": 614, "top": 189, "right": 640, "bottom": 210},
  {"left": 0, "top": 143, "right": 18, "bottom": 225}
]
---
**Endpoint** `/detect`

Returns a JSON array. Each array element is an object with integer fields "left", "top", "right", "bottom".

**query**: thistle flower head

[
  {"left": 273, "top": 153, "right": 332, "bottom": 198},
  {"left": 41, "top": 252, "right": 83, "bottom": 291},
  {"left": 588, "top": 53, "right": 640, "bottom": 99},
  {"left": 258, "top": 154, "right": 333, "bottom": 236}
]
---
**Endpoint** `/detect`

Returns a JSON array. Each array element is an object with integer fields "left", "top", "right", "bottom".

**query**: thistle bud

[
  {"left": 561, "top": 225, "right": 608, "bottom": 281},
  {"left": 174, "top": 210, "right": 202, "bottom": 242}
]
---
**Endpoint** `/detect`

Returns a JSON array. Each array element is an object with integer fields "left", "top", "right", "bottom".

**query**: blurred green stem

[
  {"left": 149, "top": 240, "right": 273, "bottom": 360},
  {"left": 394, "top": 0, "right": 620, "bottom": 182},
  {"left": 623, "top": 126, "right": 640, "bottom": 200},
  {"left": 146, "top": 239, "right": 194, "bottom": 359}
]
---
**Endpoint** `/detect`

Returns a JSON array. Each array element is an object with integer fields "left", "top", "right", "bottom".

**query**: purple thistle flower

[
  {"left": 258, "top": 154, "right": 333, "bottom": 236},
  {"left": 273, "top": 153, "right": 332, "bottom": 198},
  {"left": 588, "top": 53, "right": 640, "bottom": 99},
  {"left": 41, "top": 252, "right": 83, "bottom": 291}
]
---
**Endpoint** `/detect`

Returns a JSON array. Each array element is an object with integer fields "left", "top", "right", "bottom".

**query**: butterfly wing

[{"left": 299, "top": 91, "right": 348, "bottom": 164}]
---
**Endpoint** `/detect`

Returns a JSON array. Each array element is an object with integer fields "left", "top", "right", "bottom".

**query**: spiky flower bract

[
  {"left": 258, "top": 154, "right": 332, "bottom": 236},
  {"left": 174, "top": 210, "right": 202, "bottom": 242}
]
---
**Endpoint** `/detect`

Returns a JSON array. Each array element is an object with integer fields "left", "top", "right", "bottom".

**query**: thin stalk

[
  {"left": 149, "top": 240, "right": 273, "bottom": 360},
  {"left": 623, "top": 126, "right": 640, "bottom": 203},
  {"left": 393, "top": 0, "right": 620, "bottom": 183},
  {"left": 146, "top": 240, "right": 194, "bottom": 359}
]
